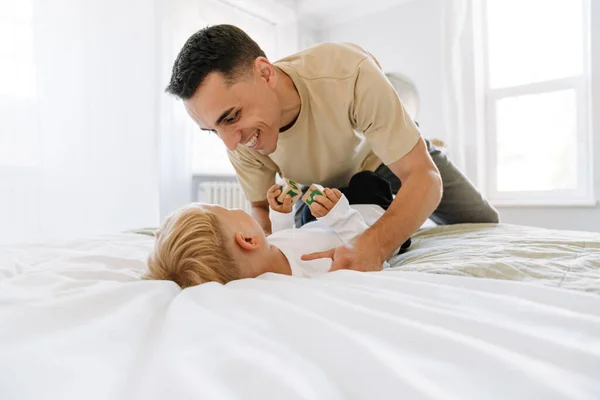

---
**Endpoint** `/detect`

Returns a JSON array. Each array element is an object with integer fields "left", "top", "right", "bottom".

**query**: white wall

[
  {"left": 321, "top": 0, "right": 447, "bottom": 145},
  {"left": 0, "top": 0, "right": 161, "bottom": 244},
  {"left": 318, "top": 0, "right": 600, "bottom": 233}
]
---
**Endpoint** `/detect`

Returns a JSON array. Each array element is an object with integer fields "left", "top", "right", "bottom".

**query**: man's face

[{"left": 183, "top": 62, "right": 281, "bottom": 155}]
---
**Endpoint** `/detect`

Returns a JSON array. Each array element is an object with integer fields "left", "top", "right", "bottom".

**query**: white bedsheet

[{"left": 1, "top": 224, "right": 599, "bottom": 400}]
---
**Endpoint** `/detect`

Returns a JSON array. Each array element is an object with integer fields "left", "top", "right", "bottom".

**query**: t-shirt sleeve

[
  {"left": 269, "top": 208, "right": 295, "bottom": 233},
  {"left": 227, "top": 149, "right": 276, "bottom": 203},
  {"left": 351, "top": 57, "right": 422, "bottom": 166}
]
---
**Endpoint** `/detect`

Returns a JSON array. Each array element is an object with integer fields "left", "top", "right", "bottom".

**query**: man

[{"left": 166, "top": 24, "right": 499, "bottom": 272}]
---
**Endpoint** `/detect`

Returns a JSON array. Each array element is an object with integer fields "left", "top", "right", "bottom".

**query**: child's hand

[
  {"left": 309, "top": 188, "right": 342, "bottom": 218},
  {"left": 267, "top": 184, "right": 293, "bottom": 214}
]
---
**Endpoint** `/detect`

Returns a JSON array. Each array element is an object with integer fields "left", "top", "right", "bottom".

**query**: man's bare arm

[
  {"left": 251, "top": 200, "right": 272, "bottom": 235},
  {"left": 303, "top": 137, "right": 442, "bottom": 271},
  {"left": 362, "top": 137, "right": 442, "bottom": 262}
]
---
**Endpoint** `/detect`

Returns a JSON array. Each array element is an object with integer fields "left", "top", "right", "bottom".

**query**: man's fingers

[
  {"left": 328, "top": 259, "right": 347, "bottom": 271},
  {"left": 301, "top": 248, "right": 335, "bottom": 261}
]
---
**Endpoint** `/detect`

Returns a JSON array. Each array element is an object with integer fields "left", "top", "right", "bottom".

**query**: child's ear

[{"left": 234, "top": 232, "right": 260, "bottom": 251}]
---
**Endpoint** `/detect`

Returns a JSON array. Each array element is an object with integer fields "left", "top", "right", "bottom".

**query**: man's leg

[{"left": 374, "top": 138, "right": 499, "bottom": 225}]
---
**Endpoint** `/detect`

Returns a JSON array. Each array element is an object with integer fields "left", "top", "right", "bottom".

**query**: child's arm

[
  {"left": 267, "top": 183, "right": 295, "bottom": 233},
  {"left": 312, "top": 189, "right": 370, "bottom": 244},
  {"left": 269, "top": 208, "right": 295, "bottom": 232}
]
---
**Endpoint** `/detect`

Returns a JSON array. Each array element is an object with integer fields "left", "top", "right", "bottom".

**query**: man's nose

[{"left": 220, "top": 129, "right": 241, "bottom": 151}]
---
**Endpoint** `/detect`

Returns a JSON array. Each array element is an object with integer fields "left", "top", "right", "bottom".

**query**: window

[
  {"left": 480, "top": 0, "right": 593, "bottom": 205},
  {"left": 191, "top": 0, "right": 280, "bottom": 176}
]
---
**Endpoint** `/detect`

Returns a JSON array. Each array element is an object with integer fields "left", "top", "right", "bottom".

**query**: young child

[{"left": 145, "top": 172, "right": 410, "bottom": 288}]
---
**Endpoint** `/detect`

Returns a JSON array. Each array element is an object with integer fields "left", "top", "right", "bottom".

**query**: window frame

[{"left": 478, "top": 0, "right": 595, "bottom": 207}]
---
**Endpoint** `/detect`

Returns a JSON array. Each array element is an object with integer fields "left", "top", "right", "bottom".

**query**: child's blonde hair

[{"left": 145, "top": 204, "right": 241, "bottom": 288}]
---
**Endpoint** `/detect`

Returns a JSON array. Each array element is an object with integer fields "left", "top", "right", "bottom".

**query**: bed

[{"left": 1, "top": 223, "right": 599, "bottom": 399}]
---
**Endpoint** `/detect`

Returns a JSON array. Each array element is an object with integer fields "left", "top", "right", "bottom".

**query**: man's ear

[
  {"left": 254, "top": 57, "right": 276, "bottom": 86},
  {"left": 234, "top": 232, "right": 260, "bottom": 251}
]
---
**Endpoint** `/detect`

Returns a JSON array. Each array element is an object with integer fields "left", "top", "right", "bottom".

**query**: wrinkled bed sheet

[{"left": 1, "top": 223, "right": 599, "bottom": 400}]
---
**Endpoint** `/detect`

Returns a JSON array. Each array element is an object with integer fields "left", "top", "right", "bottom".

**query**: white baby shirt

[{"left": 267, "top": 195, "right": 390, "bottom": 277}]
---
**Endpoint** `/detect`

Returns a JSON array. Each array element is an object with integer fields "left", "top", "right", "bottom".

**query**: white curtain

[
  {"left": 441, "top": 0, "right": 470, "bottom": 172},
  {"left": 0, "top": 0, "right": 298, "bottom": 244},
  {"left": 0, "top": 0, "right": 161, "bottom": 244}
]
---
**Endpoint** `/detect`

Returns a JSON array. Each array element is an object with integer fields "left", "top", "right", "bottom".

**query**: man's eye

[{"left": 225, "top": 111, "right": 241, "bottom": 124}]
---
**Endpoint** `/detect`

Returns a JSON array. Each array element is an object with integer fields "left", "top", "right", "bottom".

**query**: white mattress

[{"left": 1, "top": 223, "right": 599, "bottom": 400}]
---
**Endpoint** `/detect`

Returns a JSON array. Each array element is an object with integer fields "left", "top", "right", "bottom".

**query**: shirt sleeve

[
  {"left": 227, "top": 148, "right": 276, "bottom": 203},
  {"left": 351, "top": 56, "right": 422, "bottom": 166},
  {"left": 316, "top": 195, "right": 369, "bottom": 244},
  {"left": 269, "top": 209, "right": 295, "bottom": 233}
]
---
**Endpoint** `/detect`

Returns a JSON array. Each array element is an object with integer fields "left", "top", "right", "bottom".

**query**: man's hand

[
  {"left": 267, "top": 184, "right": 293, "bottom": 214},
  {"left": 301, "top": 237, "right": 384, "bottom": 272},
  {"left": 304, "top": 138, "right": 442, "bottom": 273}
]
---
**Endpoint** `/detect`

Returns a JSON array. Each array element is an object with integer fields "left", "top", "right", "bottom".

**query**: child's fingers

[
  {"left": 325, "top": 188, "right": 340, "bottom": 204},
  {"left": 331, "top": 189, "right": 342, "bottom": 201},
  {"left": 309, "top": 202, "right": 327, "bottom": 217},
  {"left": 267, "top": 185, "right": 281, "bottom": 199},
  {"left": 314, "top": 194, "right": 334, "bottom": 210}
]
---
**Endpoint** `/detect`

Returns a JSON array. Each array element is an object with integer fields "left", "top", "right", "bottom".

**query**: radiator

[{"left": 196, "top": 181, "right": 252, "bottom": 213}]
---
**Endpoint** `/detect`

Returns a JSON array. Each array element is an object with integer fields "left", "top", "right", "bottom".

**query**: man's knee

[
  {"left": 483, "top": 206, "right": 500, "bottom": 224},
  {"left": 471, "top": 203, "right": 500, "bottom": 224}
]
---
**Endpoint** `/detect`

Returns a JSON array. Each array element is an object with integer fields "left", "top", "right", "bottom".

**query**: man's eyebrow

[{"left": 215, "top": 107, "right": 235, "bottom": 127}]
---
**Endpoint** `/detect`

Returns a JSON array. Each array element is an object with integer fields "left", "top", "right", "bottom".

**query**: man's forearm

[
  {"left": 251, "top": 202, "right": 272, "bottom": 235},
  {"left": 358, "top": 170, "right": 442, "bottom": 261}
]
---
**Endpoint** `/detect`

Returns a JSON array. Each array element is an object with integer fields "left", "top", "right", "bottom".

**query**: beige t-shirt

[{"left": 228, "top": 42, "right": 421, "bottom": 203}]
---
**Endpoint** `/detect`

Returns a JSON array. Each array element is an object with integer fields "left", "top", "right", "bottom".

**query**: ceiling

[
  {"left": 222, "top": 0, "right": 415, "bottom": 29},
  {"left": 296, "top": 0, "right": 415, "bottom": 29}
]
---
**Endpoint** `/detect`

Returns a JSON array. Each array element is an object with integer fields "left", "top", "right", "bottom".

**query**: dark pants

[
  {"left": 299, "top": 171, "right": 412, "bottom": 252},
  {"left": 374, "top": 139, "right": 499, "bottom": 226},
  {"left": 295, "top": 138, "right": 499, "bottom": 227}
]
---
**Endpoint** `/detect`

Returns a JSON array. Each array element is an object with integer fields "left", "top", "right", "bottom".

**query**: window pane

[
  {"left": 496, "top": 90, "right": 577, "bottom": 192},
  {"left": 192, "top": 133, "right": 236, "bottom": 176},
  {"left": 486, "top": 0, "right": 584, "bottom": 88}
]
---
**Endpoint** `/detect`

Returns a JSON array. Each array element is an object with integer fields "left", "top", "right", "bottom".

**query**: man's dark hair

[{"left": 165, "top": 24, "right": 266, "bottom": 99}]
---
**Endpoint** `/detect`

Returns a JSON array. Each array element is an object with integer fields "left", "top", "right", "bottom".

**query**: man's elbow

[{"left": 427, "top": 168, "right": 443, "bottom": 210}]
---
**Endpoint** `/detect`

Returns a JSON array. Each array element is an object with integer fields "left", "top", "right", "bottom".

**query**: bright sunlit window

[{"left": 481, "top": 0, "right": 592, "bottom": 205}]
